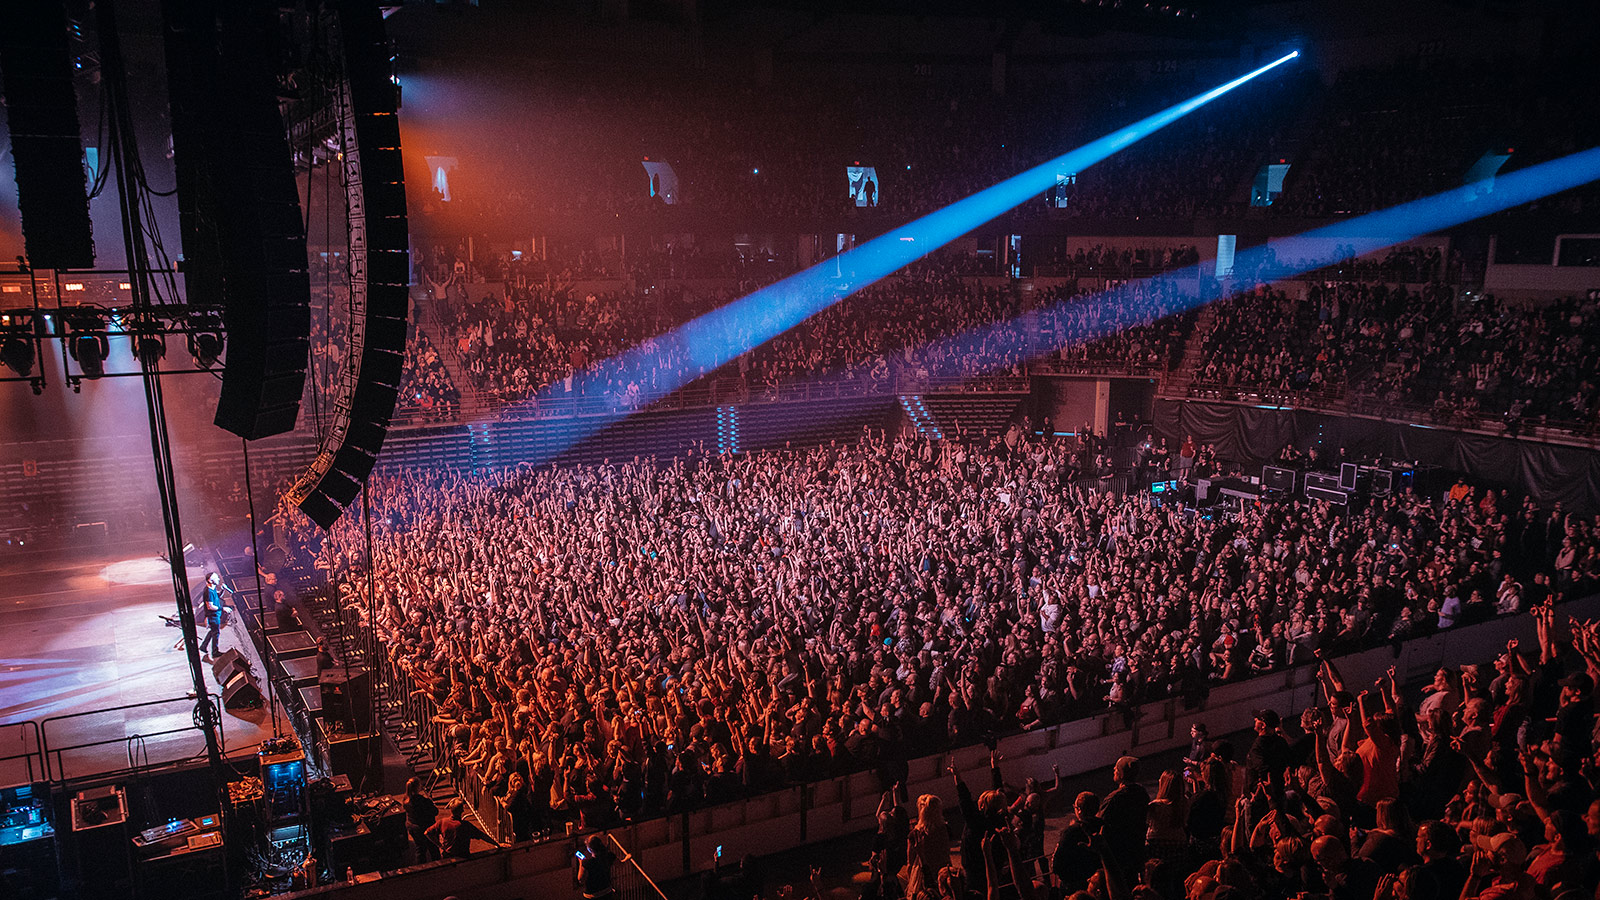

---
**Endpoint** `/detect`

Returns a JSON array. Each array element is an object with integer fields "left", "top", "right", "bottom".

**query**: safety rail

[
  {"left": 1181, "top": 381, "right": 1600, "bottom": 449},
  {"left": 609, "top": 831, "right": 672, "bottom": 900},
  {"left": 1034, "top": 261, "right": 1448, "bottom": 285},
  {"left": 0, "top": 720, "right": 47, "bottom": 787},
  {"left": 472, "top": 373, "right": 1031, "bottom": 424},
  {"left": 1346, "top": 393, "right": 1600, "bottom": 446},
  {"left": 378, "top": 653, "right": 501, "bottom": 839},
  {"left": 40, "top": 693, "right": 224, "bottom": 784},
  {"left": 1030, "top": 261, "right": 1204, "bottom": 280},
  {"left": 1031, "top": 360, "right": 1167, "bottom": 379},
  {"left": 1185, "top": 381, "right": 1349, "bottom": 410}
]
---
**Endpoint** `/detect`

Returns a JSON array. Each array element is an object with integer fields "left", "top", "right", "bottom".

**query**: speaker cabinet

[
  {"left": 314, "top": 718, "right": 379, "bottom": 789},
  {"left": 0, "top": 1, "right": 95, "bottom": 268},
  {"left": 317, "top": 668, "right": 372, "bottom": 734},
  {"left": 160, "top": 0, "right": 310, "bottom": 439}
]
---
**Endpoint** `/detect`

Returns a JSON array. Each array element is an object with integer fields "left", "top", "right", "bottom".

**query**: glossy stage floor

[{"left": 0, "top": 535, "right": 289, "bottom": 786}]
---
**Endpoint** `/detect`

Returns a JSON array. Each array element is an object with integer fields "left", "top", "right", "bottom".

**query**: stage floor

[{"left": 0, "top": 536, "right": 288, "bottom": 785}]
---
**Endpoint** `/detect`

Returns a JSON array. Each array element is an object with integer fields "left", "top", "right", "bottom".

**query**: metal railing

[
  {"left": 1182, "top": 381, "right": 1600, "bottom": 448},
  {"left": 1346, "top": 393, "right": 1600, "bottom": 445},
  {"left": 40, "top": 694, "right": 223, "bottom": 783},
  {"left": 436, "top": 372, "right": 1034, "bottom": 426},
  {"left": 608, "top": 832, "right": 672, "bottom": 900},
  {"left": 0, "top": 720, "right": 46, "bottom": 787},
  {"left": 1031, "top": 359, "right": 1167, "bottom": 379},
  {"left": 1185, "top": 381, "right": 1349, "bottom": 410}
]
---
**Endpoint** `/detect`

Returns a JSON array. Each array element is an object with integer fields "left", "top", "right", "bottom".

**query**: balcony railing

[{"left": 1183, "top": 381, "right": 1600, "bottom": 448}]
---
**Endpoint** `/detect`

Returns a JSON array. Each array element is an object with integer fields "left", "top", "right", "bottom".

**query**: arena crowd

[
  {"left": 1192, "top": 284, "right": 1600, "bottom": 431},
  {"left": 839, "top": 598, "right": 1600, "bottom": 900},
  {"left": 285, "top": 425, "right": 1600, "bottom": 872}
]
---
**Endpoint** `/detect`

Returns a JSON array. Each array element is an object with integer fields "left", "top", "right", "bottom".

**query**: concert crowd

[
  {"left": 431, "top": 273, "right": 1195, "bottom": 408},
  {"left": 837, "top": 598, "right": 1600, "bottom": 900},
  {"left": 286, "top": 425, "right": 1600, "bottom": 882},
  {"left": 1192, "top": 283, "right": 1600, "bottom": 430},
  {"left": 296, "top": 40, "right": 1600, "bottom": 898}
]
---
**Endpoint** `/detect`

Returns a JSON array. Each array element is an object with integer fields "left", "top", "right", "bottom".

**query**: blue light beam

[
  {"left": 901, "top": 145, "right": 1600, "bottom": 382},
  {"left": 515, "top": 51, "right": 1302, "bottom": 457}
]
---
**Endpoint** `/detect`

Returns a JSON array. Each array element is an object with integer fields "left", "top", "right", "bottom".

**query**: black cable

[
  {"left": 86, "top": 80, "right": 114, "bottom": 201},
  {"left": 357, "top": 481, "right": 379, "bottom": 796},
  {"left": 95, "top": 4, "right": 229, "bottom": 893},
  {"left": 97, "top": 0, "right": 220, "bottom": 766},
  {"left": 242, "top": 439, "right": 282, "bottom": 738}
]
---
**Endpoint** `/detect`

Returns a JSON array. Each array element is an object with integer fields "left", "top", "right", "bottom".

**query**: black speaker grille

[{"left": 0, "top": 1, "right": 95, "bottom": 268}]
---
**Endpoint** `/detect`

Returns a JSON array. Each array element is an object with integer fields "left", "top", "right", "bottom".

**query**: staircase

[
  {"left": 920, "top": 392, "right": 1027, "bottom": 438},
  {"left": 1159, "top": 302, "right": 1220, "bottom": 399},
  {"left": 410, "top": 286, "right": 493, "bottom": 417},
  {"left": 899, "top": 395, "right": 944, "bottom": 439},
  {"left": 715, "top": 406, "right": 742, "bottom": 454}
]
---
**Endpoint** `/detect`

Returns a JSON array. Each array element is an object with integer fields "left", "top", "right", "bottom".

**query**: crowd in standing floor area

[{"left": 268, "top": 426, "right": 1600, "bottom": 868}]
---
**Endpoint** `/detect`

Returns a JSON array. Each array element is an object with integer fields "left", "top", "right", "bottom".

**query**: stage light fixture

[
  {"left": 187, "top": 318, "right": 224, "bottom": 368},
  {"left": 133, "top": 333, "right": 166, "bottom": 365},
  {"left": 66, "top": 310, "right": 109, "bottom": 379},
  {"left": 72, "top": 333, "right": 109, "bottom": 378},
  {"left": 123, "top": 312, "right": 166, "bottom": 365},
  {"left": 1, "top": 318, "right": 34, "bottom": 376},
  {"left": 519, "top": 51, "right": 1303, "bottom": 463}
]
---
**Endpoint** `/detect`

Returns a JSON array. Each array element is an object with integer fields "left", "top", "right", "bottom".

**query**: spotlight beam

[
  {"left": 516, "top": 51, "right": 1301, "bottom": 459},
  {"left": 898, "top": 145, "right": 1600, "bottom": 383}
]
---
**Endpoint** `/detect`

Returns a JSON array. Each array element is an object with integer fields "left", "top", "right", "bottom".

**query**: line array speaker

[
  {"left": 161, "top": 0, "right": 310, "bottom": 440},
  {"left": 291, "top": 0, "right": 408, "bottom": 530},
  {"left": 0, "top": 1, "right": 95, "bottom": 269}
]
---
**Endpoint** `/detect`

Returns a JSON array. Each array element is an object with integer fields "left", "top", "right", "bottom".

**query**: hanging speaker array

[
  {"left": 289, "top": 0, "right": 410, "bottom": 530},
  {"left": 161, "top": 0, "right": 311, "bottom": 440},
  {"left": 0, "top": 1, "right": 96, "bottom": 270}
]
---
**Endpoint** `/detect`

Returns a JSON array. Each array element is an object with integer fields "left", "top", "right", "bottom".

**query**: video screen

[
  {"left": 642, "top": 160, "right": 680, "bottom": 205},
  {"left": 846, "top": 166, "right": 880, "bottom": 207},
  {"left": 1215, "top": 234, "right": 1236, "bottom": 277},
  {"left": 1250, "top": 163, "right": 1290, "bottom": 206}
]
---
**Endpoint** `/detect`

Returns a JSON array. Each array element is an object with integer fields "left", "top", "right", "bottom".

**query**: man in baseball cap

[
  {"left": 1463, "top": 831, "right": 1533, "bottom": 900},
  {"left": 1246, "top": 708, "right": 1289, "bottom": 791}
]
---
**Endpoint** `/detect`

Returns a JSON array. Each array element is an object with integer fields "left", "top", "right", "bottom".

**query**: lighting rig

[{"left": 0, "top": 267, "right": 228, "bottom": 392}]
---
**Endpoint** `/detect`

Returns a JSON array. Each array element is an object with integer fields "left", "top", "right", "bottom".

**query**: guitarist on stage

[{"left": 199, "top": 572, "right": 233, "bottom": 659}]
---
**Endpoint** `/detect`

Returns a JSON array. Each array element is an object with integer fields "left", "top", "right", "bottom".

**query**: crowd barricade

[
  {"left": 0, "top": 719, "right": 46, "bottom": 788},
  {"left": 379, "top": 648, "right": 508, "bottom": 841}
]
